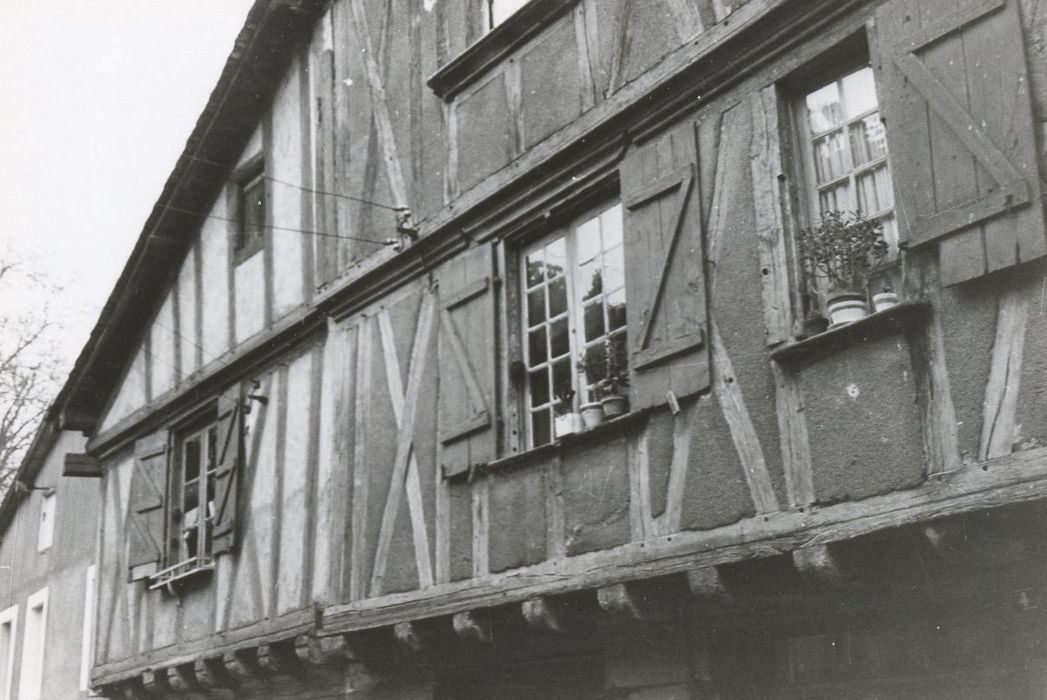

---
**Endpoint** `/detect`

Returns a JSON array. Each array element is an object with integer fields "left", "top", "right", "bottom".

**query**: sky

[{"left": 0, "top": 0, "right": 255, "bottom": 370}]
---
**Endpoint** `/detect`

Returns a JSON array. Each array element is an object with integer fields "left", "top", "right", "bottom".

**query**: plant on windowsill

[
  {"left": 796, "top": 211, "right": 889, "bottom": 327},
  {"left": 553, "top": 388, "right": 583, "bottom": 438},
  {"left": 575, "top": 352, "right": 606, "bottom": 428},
  {"left": 578, "top": 336, "right": 631, "bottom": 419}
]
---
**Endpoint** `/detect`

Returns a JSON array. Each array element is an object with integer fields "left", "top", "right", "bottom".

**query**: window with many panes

[
  {"left": 172, "top": 420, "right": 220, "bottom": 565},
  {"left": 522, "top": 202, "right": 626, "bottom": 446},
  {"left": 797, "top": 64, "right": 898, "bottom": 253},
  {"left": 481, "top": 0, "right": 529, "bottom": 32}
]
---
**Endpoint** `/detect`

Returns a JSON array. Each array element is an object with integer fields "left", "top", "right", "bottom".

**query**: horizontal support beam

[{"left": 323, "top": 448, "right": 1047, "bottom": 636}]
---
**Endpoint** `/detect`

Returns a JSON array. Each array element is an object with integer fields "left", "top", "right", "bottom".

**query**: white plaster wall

[
  {"left": 200, "top": 196, "right": 231, "bottom": 363},
  {"left": 177, "top": 244, "right": 199, "bottom": 379},
  {"left": 149, "top": 295, "right": 176, "bottom": 397},
  {"left": 277, "top": 349, "right": 313, "bottom": 614},
  {"left": 271, "top": 58, "right": 306, "bottom": 319},
  {"left": 99, "top": 347, "right": 147, "bottom": 432}
]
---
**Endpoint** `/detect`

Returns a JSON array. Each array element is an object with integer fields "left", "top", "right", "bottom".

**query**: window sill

[
  {"left": 770, "top": 301, "right": 930, "bottom": 365},
  {"left": 147, "top": 556, "right": 215, "bottom": 591},
  {"left": 426, "top": 0, "right": 579, "bottom": 101},
  {"left": 458, "top": 408, "right": 650, "bottom": 479}
]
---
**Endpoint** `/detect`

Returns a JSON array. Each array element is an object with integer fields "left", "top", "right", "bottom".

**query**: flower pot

[
  {"left": 825, "top": 291, "right": 868, "bottom": 327},
  {"left": 872, "top": 291, "right": 899, "bottom": 313},
  {"left": 554, "top": 412, "right": 583, "bottom": 438},
  {"left": 600, "top": 394, "right": 629, "bottom": 418},
  {"left": 580, "top": 402, "right": 606, "bottom": 428}
]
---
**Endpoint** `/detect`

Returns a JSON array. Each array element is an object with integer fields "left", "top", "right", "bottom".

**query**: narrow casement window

[
  {"left": 796, "top": 65, "right": 898, "bottom": 254},
  {"left": 18, "top": 588, "right": 47, "bottom": 700},
  {"left": 36, "top": 491, "right": 55, "bottom": 552},
  {"left": 521, "top": 203, "right": 626, "bottom": 446},
  {"left": 233, "top": 162, "right": 266, "bottom": 263},
  {"left": 0, "top": 605, "right": 17, "bottom": 700},
  {"left": 168, "top": 415, "right": 221, "bottom": 570}
]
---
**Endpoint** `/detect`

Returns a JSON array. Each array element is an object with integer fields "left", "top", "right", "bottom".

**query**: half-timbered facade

[{"left": 53, "top": 0, "right": 1047, "bottom": 696}]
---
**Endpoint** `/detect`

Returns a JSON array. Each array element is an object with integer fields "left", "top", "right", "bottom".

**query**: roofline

[{"left": 55, "top": 0, "right": 331, "bottom": 434}]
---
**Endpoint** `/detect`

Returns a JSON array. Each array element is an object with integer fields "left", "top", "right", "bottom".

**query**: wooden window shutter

[
  {"left": 873, "top": 0, "right": 1045, "bottom": 285},
  {"left": 437, "top": 244, "right": 498, "bottom": 478},
  {"left": 620, "top": 123, "right": 710, "bottom": 411},
  {"left": 128, "top": 432, "right": 168, "bottom": 581},
  {"left": 211, "top": 385, "right": 244, "bottom": 554}
]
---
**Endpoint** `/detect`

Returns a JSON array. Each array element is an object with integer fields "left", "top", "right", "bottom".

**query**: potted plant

[
  {"left": 553, "top": 388, "right": 583, "bottom": 438},
  {"left": 796, "top": 211, "right": 889, "bottom": 327},
  {"left": 575, "top": 351, "right": 607, "bottom": 428},
  {"left": 597, "top": 336, "right": 630, "bottom": 418},
  {"left": 872, "top": 288, "right": 899, "bottom": 312}
]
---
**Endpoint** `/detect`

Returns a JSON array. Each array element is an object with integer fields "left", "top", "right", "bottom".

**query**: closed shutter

[
  {"left": 128, "top": 431, "right": 168, "bottom": 581},
  {"left": 620, "top": 122, "right": 710, "bottom": 411},
  {"left": 211, "top": 385, "right": 244, "bottom": 554},
  {"left": 874, "top": 0, "right": 1045, "bottom": 285},
  {"left": 437, "top": 244, "right": 498, "bottom": 478}
]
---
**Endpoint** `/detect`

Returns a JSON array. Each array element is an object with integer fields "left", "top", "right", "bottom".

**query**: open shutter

[
  {"left": 211, "top": 385, "right": 244, "bottom": 554},
  {"left": 874, "top": 0, "right": 1045, "bottom": 285},
  {"left": 437, "top": 244, "right": 498, "bottom": 478},
  {"left": 620, "top": 122, "right": 710, "bottom": 412},
  {"left": 128, "top": 431, "right": 168, "bottom": 581}
]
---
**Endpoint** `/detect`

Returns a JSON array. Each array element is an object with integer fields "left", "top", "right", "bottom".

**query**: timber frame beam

[{"left": 322, "top": 447, "right": 1047, "bottom": 635}]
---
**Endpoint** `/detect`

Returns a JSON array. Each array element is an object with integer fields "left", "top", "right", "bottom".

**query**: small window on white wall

[
  {"left": 79, "top": 565, "right": 97, "bottom": 692},
  {"left": 19, "top": 588, "right": 47, "bottom": 700},
  {"left": 0, "top": 605, "right": 17, "bottom": 700},
  {"left": 37, "top": 492, "right": 55, "bottom": 552}
]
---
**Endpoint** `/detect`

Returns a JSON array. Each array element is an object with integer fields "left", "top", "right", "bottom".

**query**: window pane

[
  {"left": 525, "top": 252, "right": 544, "bottom": 289},
  {"left": 813, "top": 131, "right": 848, "bottom": 184},
  {"left": 842, "top": 67, "right": 878, "bottom": 119},
  {"left": 805, "top": 81, "right": 843, "bottom": 133},
  {"left": 818, "top": 183, "right": 850, "bottom": 216},
  {"left": 184, "top": 481, "right": 199, "bottom": 512},
  {"left": 549, "top": 317, "right": 570, "bottom": 358},
  {"left": 607, "top": 288, "right": 627, "bottom": 331},
  {"left": 529, "top": 368, "right": 550, "bottom": 407},
  {"left": 601, "top": 204, "right": 623, "bottom": 249},
  {"left": 207, "top": 426, "right": 217, "bottom": 471},
  {"left": 582, "top": 339, "right": 607, "bottom": 387},
  {"left": 603, "top": 245, "right": 624, "bottom": 291},
  {"left": 531, "top": 409, "right": 551, "bottom": 447},
  {"left": 184, "top": 437, "right": 201, "bottom": 482},
  {"left": 608, "top": 332, "right": 629, "bottom": 378},
  {"left": 552, "top": 358, "right": 573, "bottom": 405},
  {"left": 583, "top": 301, "right": 605, "bottom": 342},
  {"left": 849, "top": 114, "right": 887, "bottom": 166},
  {"left": 527, "top": 288, "right": 545, "bottom": 327},
  {"left": 857, "top": 165, "right": 892, "bottom": 215},
  {"left": 545, "top": 237, "right": 567, "bottom": 279},
  {"left": 579, "top": 258, "right": 602, "bottom": 301},
  {"left": 527, "top": 327, "right": 547, "bottom": 366},
  {"left": 576, "top": 217, "right": 602, "bottom": 264},
  {"left": 548, "top": 276, "right": 568, "bottom": 318}
]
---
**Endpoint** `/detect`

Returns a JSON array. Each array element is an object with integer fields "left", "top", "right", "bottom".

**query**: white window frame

[
  {"left": 36, "top": 491, "right": 55, "bottom": 553},
  {"left": 794, "top": 63, "right": 898, "bottom": 253},
  {"left": 0, "top": 604, "right": 17, "bottom": 700},
  {"left": 519, "top": 202, "right": 626, "bottom": 447},
  {"left": 18, "top": 588, "right": 47, "bottom": 700},
  {"left": 79, "top": 565, "right": 97, "bottom": 692}
]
